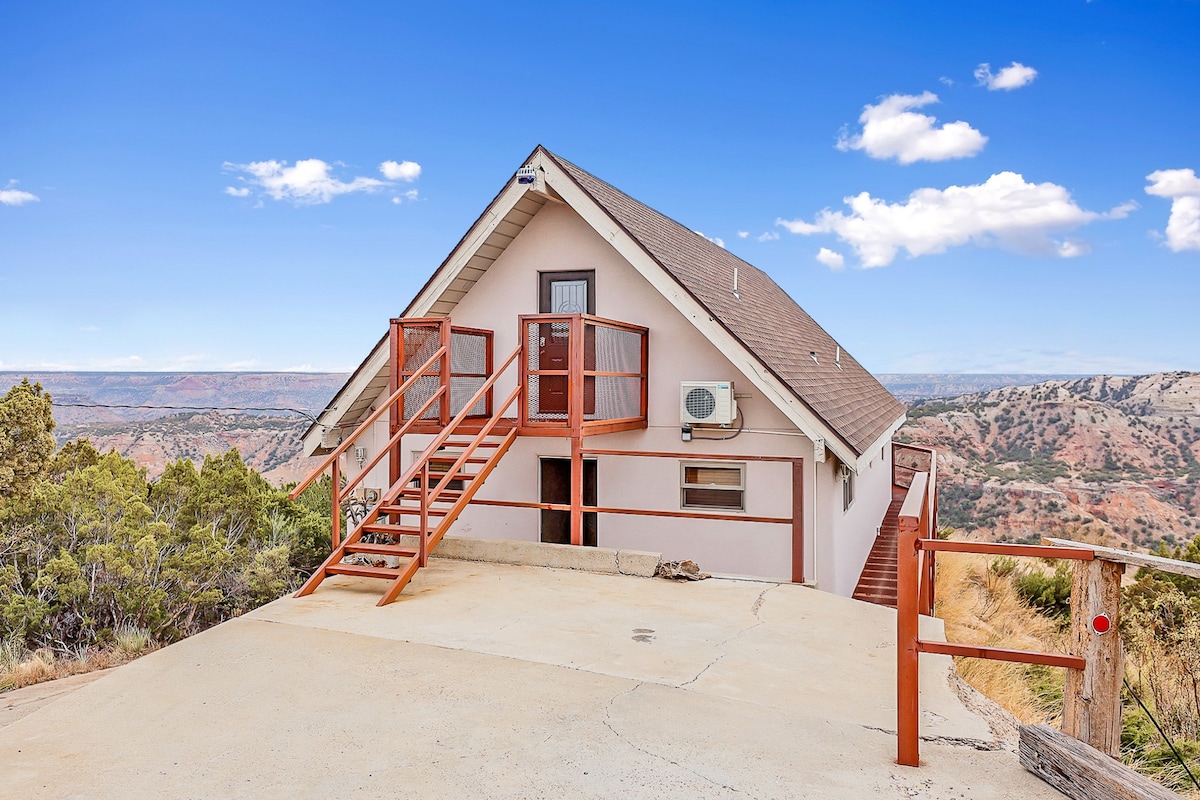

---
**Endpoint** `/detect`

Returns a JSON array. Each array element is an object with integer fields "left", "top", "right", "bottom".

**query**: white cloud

[
  {"left": 380, "top": 160, "right": 421, "bottom": 181},
  {"left": 974, "top": 62, "right": 1038, "bottom": 91},
  {"left": 224, "top": 186, "right": 250, "bottom": 197},
  {"left": 1056, "top": 239, "right": 1089, "bottom": 258},
  {"left": 737, "top": 231, "right": 749, "bottom": 239},
  {"left": 815, "top": 248, "right": 845, "bottom": 270},
  {"left": 938, "top": 76, "right": 954, "bottom": 88},
  {"left": 1, "top": 180, "right": 39, "bottom": 206},
  {"left": 1145, "top": 168, "right": 1200, "bottom": 198},
  {"left": 836, "top": 91, "right": 987, "bottom": 164},
  {"left": 1146, "top": 169, "right": 1200, "bottom": 252},
  {"left": 777, "top": 172, "right": 1135, "bottom": 267},
  {"left": 391, "top": 188, "right": 420, "bottom": 206},
  {"left": 756, "top": 231, "right": 780, "bottom": 242},
  {"left": 222, "top": 159, "right": 386, "bottom": 205},
  {"left": 695, "top": 231, "right": 726, "bottom": 248}
]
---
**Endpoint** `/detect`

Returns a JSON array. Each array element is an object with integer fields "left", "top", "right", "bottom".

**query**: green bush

[
  {"left": 0, "top": 392, "right": 333, "bottom": 655},
  {"left": 1014, "top": 563, "right": 1073, "bottom": 619}
]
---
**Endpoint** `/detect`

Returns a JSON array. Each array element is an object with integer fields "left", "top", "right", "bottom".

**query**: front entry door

[
  {"left": 539, "top": 457, "right": 597, "bottom": 546},
  {"left": 538, "top": 271, "right": 596, "bottom": 419}
]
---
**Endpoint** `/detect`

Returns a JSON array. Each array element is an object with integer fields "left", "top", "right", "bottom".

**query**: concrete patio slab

[{"left": 0, "top": 559, "right": 1065, "bottom": 799}]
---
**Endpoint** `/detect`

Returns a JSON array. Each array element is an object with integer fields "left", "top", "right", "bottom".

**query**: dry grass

[
  {"left": 933, "top": 545, "right": 1068, "bottom": 724},
  {"left": 0, "top": 631, "right": 158, "bottom": 694}
]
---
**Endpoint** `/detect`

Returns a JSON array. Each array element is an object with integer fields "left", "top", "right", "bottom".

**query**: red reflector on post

[{"left": 1091, "top": 613, "right": 1111, "bottom": 634}]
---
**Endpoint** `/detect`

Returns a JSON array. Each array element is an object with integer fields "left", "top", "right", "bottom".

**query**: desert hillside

[
  {"left": 0, "top": 372, "right": 347, "bottom": 425},
  {"left": 899, "top": 372, "right": 1200, "bottom": 549},
  {"left": 2, "top": 372, "right": 346, "bottom": 486},
  {"left": 54, "top": 411, "right": 318, "bottom": 485}
]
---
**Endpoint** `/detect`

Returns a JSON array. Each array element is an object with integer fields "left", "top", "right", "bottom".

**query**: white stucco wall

[
  {"left": 819, "top": 441, "right": 895, "bottom": 595},
  {"left": 340, "top": 201, "right": 892, "bottom": 591}
]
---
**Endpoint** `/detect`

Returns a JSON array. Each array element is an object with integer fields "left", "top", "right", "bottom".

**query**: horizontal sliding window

[{"left": 681, "top": 462, "right": 745, "bottom": 511}]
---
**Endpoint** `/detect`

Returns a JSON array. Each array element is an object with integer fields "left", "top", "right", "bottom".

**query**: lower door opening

[{"left": 539, "top": 456, "right": 597, "bottom": 547}]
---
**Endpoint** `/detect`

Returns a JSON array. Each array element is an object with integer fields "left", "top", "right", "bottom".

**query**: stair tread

[
  {"left": 377, "top": 506, "right": 450, "bottom": 516},
  {"left": 297, "top": 419, "right": 515, "bottom": 605},
  {"left": 326, "top": 562, "right": 404, "bottom": 579},
  {"left": 344, "top": 542, "right": 420, "bottom": 556},
  {"left": 360, "top": 523, "right": 423, "bottom": 534},
  {"left": 398, "top": 488, "right": 464, "bottom": 499}
]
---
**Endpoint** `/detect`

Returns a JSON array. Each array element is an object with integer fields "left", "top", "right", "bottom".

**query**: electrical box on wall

[
  {"left": 680, "top": 381, "right": 738, "bottom": 426},
  {"left": 349, "top": 487, "right": 381, "bottom": 504}
]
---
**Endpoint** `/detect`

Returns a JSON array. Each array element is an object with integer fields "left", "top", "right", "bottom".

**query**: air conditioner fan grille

[{"left": 684, "top": 387, "right": 717, "bottom": 420}]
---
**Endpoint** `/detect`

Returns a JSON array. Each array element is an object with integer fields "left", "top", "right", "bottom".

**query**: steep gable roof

[
  {"left": 542, "top": 149, "right": 904, "bottom": 457},
  {"left": 304, "top": 146, "right": 904, "bottom": 464}
]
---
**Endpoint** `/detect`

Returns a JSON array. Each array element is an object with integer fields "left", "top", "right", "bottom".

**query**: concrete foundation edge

[{"left": 428, "top": 535, "right": 663, "bottom": 577}]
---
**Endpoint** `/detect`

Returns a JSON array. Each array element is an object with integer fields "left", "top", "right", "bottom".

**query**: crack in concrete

[
  {"left": 602, "top": 683, "right": 754, "bottom": 798},
  {"left": 860, "top": 725, "right": 1003, "bottom": 752},
  {"left": 676, "top": 585, "right": 778, "bottom": 689},
  {"left": 750, "top": 584, "right": 774, "bottom": 619},
  {"left": 678, "top": 652, "right": 727, "bottom": 688}
]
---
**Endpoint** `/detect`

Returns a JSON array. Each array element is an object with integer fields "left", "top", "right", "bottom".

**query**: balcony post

[
  {"left": 389, "top": 319, "right": 402, "bottom": 485},
  {"left": 896, "top": 496, "right": 922, "bottom": 766}
]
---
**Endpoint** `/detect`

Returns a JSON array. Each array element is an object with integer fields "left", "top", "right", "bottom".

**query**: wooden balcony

[{"left": 388, "top": 314, "right": 648, "bottom": 439}]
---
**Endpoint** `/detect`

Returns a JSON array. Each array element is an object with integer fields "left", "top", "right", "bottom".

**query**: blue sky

[{"left": 2, "top": 0, "right": 1197, "bottom": 375}]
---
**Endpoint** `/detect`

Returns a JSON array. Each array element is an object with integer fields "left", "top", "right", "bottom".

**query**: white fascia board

[
  {"left": 543, "top": 165, "right": 861, "bottom": 468},
  {"left": 299, "top": 339, "right": 389, "bottom": 457},
  {"left": 855, "top": 413, "right": 907, "bottom": 475},
  {"left": 406, "top": 178, "right": 535, "bottom": 319}
]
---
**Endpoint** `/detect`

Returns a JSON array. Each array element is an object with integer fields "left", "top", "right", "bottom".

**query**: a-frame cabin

[{"left": 291, "top": 146, "right": 921, "bottom": 606}]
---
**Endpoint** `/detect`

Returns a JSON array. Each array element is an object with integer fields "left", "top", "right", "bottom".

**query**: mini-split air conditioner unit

[{"left": 680, "top": 381, "right": 738, "bottom": 426}]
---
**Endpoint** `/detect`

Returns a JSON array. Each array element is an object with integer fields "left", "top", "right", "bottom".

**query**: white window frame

[
  {"left": 842, "top": 466, "right": 855, "bottom": 512},
  {"left": 680, "top": 461, "right": 746, "bottom": 512}
]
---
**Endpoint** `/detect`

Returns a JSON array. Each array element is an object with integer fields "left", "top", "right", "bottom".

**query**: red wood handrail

[
  {"left": 897, "top": 481, "right": 1097, "bottom": 768},
  {"left": 426, "top": 384, "right": 521, "bottom": 499},
  {"left": 338, "top": 386, "right": 445, "bottom": 503},
  {"left": 382, "top": 344, "right": 522, "bottom": 503},
  {"left": 288, "top": 345, "right": 446, "bottom": 501}
]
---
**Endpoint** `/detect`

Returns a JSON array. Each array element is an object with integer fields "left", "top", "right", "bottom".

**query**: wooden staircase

[
  {"left": 851, "top": 486, "right": 906, "bottom": 607},
  {"left": 293, "top": 343, "right": 523, "bottom": 606}
]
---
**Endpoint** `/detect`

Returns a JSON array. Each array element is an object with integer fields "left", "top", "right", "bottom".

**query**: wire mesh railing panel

[
  {"left": 450, "top": 330, "right": 488, "bottom": 376},
  {"left": 587, "top": 324, "right": 643, "bottom": 374},
  {"left": 449, "top": 376, "right": 487, "bottom": 417},
  {"left": 402, "top": 326, "right": 442, "bottom": 372},
  {"left": 525, "top": 374, "right": 570, "bottom": 422},
  {"left": 405, "top": 375, "right": 442, "bottom": 420},
  {"left": 587, "top": 376, "right": 642, "bottom": 420}
]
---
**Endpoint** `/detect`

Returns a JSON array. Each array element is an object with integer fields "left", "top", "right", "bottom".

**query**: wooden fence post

[
  {"left": 896, "top": 504, "right": 923, "bottom": 766},
  {"left": 1062, "top": 558, "right": 1126, "bottom": 757}
]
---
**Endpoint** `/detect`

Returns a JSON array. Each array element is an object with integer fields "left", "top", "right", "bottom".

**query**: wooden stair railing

[
  {"left": 295, "top": 345, "right": 522, "bottom": 606},
  {"left": 287, "top": 346, "right": 448, "bottom": 548}
]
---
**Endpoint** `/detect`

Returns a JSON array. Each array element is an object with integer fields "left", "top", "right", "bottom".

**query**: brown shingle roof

[{"left": 544, "top": 148, "right": 905, "bottom": 457}]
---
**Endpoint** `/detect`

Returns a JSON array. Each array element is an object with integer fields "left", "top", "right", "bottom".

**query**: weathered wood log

[
  {"left": 1062, "top": 558, "right": 1126, "bottom": 755},
  {"left": 1043, "top": 538, "right": 1200, "bottom": 579},
  {"left": 1019, "top": 724, "right": 1183, "bottom": 800}
]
